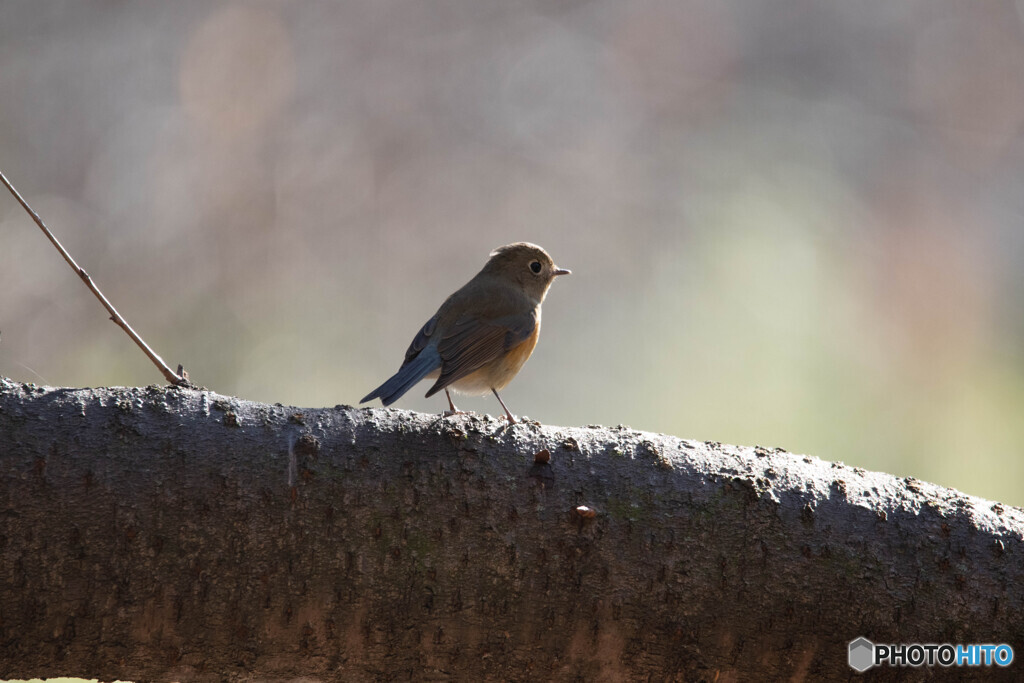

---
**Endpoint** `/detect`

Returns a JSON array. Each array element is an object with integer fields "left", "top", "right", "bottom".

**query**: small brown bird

[{"left": 361, "top": 242, "right": 570, "bottom": 423}]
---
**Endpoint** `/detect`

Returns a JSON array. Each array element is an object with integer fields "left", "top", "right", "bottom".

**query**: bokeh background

[{"left": 2, "top": 1, "right": 1024, "bottom": 505}]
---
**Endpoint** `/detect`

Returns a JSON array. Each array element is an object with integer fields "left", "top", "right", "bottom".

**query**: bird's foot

[{"left": 489, "top": 388, "right": 518, "bottom": 426}]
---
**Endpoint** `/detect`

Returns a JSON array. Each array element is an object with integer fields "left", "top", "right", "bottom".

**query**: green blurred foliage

[{"left": 2, "top": 1, "right": 1024, "bottom": 505}]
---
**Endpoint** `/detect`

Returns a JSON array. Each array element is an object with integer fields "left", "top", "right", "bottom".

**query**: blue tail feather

[{"left": 361, "top": 348, "right": 441, "bottom": 406}]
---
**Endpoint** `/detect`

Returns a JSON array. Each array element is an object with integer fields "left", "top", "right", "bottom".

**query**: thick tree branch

[{"left": 1, "top": 378, "right": 1022, "bottom": 681}]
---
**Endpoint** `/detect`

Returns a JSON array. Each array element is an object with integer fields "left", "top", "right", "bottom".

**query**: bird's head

[{"left": 483, "top": 242, "right": 570, "bottom": 303}]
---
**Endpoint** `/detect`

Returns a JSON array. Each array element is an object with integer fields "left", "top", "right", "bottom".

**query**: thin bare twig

[{"left": 0, "top": 169, "right": 188, "bottom": 387}]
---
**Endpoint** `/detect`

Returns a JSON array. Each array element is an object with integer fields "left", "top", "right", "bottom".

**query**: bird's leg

[
  {"left": 442, "top": 389, "right": 468, "bottom": 417},
  {"left": 491, "top": 387, "right": 517, "bottom": 424}
]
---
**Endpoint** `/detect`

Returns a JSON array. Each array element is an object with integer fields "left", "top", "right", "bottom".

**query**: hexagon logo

[{"left": 849, "top": 637, "right": 875, "bottom": 672}]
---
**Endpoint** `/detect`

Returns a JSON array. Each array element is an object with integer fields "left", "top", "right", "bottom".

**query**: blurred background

[{"left": 2, "top": 0, "right": 1024, "bottom": 504}]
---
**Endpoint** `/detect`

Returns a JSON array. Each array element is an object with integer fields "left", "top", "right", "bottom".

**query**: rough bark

[{"left": 1, "top": 378, "right": 1022, "bottom": 681}]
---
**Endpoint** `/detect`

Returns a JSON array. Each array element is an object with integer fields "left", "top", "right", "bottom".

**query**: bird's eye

[{"left": 529, "top": 261, "right": 542, "bottom": 274}]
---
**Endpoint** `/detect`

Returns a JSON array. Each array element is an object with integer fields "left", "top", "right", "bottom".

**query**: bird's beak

[{"left": 553, "top": 267, "right": 571, "bottom": 276}]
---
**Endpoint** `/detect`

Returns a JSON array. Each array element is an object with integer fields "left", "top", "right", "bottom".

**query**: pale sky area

[{"left": 3, "top": 1, "right": 1024, "bottom": 507}]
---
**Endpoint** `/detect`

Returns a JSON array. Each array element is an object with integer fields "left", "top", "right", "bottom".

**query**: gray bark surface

[{"left": 1, "top": 378, "right": 1022, "bottom": 681}]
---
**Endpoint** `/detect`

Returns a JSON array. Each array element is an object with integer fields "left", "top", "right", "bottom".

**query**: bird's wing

[
  {"left": 403, "top": 314, "right": 438, "bottom": 363},
  {"left": 424, "top": 311, "right": 536, "bottom": 397}
]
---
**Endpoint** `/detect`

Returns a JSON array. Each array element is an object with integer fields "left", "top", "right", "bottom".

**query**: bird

[{"left": 361, "top": 242, "right": 570, "bottom": 424}]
